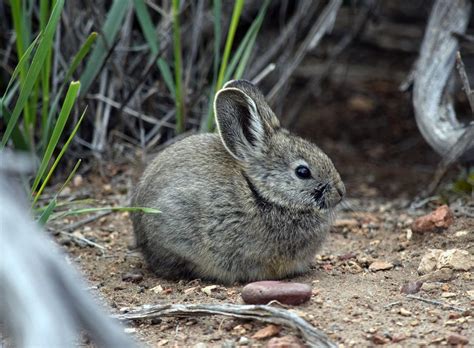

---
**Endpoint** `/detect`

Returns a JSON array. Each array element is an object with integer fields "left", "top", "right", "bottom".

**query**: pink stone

[{"left": 241, "top": 281, "right": 312, "bottom": 305}]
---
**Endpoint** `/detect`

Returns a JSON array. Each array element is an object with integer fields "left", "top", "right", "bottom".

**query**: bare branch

[{"left": 116, "top": 303, "right": 337, "bottom": 347}]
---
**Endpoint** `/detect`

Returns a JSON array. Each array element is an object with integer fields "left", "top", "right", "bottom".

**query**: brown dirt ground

[{"left": 52, "top": 78, "right": 473, "bottom": 347}]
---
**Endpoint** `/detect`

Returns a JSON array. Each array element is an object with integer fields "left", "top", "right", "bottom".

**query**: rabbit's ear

[{"left": 214, "top": 87, "right": 272, "bottom": 161}]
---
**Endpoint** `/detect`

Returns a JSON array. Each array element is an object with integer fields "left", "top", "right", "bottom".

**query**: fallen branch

[
  {"left": 412, "top": 0, "right": 473, "bottom": 161},
  {"left": 115, "top": 303, "right": 337, "bottom": 347}
]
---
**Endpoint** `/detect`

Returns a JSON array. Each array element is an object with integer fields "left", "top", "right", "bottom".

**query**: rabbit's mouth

[{"left": 313, "top": 183, "right": 329, "bottom": 209}]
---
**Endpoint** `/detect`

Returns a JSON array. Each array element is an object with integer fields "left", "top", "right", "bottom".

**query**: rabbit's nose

[{"left": 336, "top": 182, "right": 345, "bottom": 199}]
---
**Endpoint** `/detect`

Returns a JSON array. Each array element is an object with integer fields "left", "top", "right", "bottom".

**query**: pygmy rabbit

[{"left": 131, "top": 80, "right": 345, "bottom": 284}]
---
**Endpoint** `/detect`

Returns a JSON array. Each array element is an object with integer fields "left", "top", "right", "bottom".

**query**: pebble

[
  {"left": 251, "top": 324, "right": 281, "bottom": 340},
  {"left": 418, "top": 249, "right": 473, "bottom": 275},
  {"left": 241, "top": 281, "right": 312, "bottom": 305},
  {"left": 419, "top": 268, "right": 454, "bottom": 282},
  {"left": 121, "top": 270, "right": 143, "bottom": 283},
  {"left": 441, "top": 292, "right": 456, "bottom": 298},
  {"left": 421, "top": 282, "right": 439, "bottom": 292},
  {"left": 399, "top": 308, "right": 412, "bottom": 317},
  {"left": 368, "top": 260, "right": 394, "bottom": 272},
  {"left": 371, "top": 334, "right": 390, "bottom": 345},
  {"left": 194, "top": 343, "right": 208, "bottom": 348},
  {"left": 437, "top": 249, "right": 473, "bottom": 271},
  {"left": 266, "top": 335, "right": 304, "bottom": 348},
  {"left": 391, "top": 334, "right": 406, "bottom": 343},
  {"left": 238, "top": 336, "right": 250, "bottom": 345},
  {"left": 400, "top": 281, "right": 423, "bottom": 294},
  {"left": 447, "top": 333, "right": 469, "bottom": 345},
  {"left": 411, "top": 205, "right": 454, "bottom": 233}
]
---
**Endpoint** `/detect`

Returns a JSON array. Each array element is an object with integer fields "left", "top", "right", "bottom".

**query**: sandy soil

[{"left": 56, "top": 179, "right": 473, "bottom": 347}]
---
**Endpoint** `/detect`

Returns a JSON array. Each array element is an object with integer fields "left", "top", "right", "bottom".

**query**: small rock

[
  {"left": 369, "top": 260, "right": 394, "bottom": 272},
  {"left": 252, "top": 325, "right": 281, "bottom": 340},
  {"left": 419, "top": 268, "right": 454, "bottom": 282},
  {"left": 194, "top": 343, "right": 208, "bottom": 348},
  {"left": 400, "top": 281, "right": 423, "bottom": 294},
  {"left": 266, "top": 335, "right": 304, "bottom": 348},
  {"left": 418, "top": 249, "right": 473, "bottom": 275},
  {"left": 238, "top": 336, "right": 250, "bottom": 345},
  {"left": 123, "top": 327, "right": 136, "bottom": 333},
  {"left": 241, "top": 281, "right": 312, "bottom": 305},
  {"left": 441, "top": 292, "right": 456, "bottom": 298},
  {"left": 454, "top": 230, "right": 470, "bottom": 238},
  {"left": 399, "top": 308, "right": 412, "bottom": 316},
  {"left": 121, "top": 270, "right": 143, "bottom": 283},
  {"left": 184, "top": 286, "right": 199, "bottom": 295},
  {"left": 201, "top": 285, "right": 218, "bottom": 296},
  {"left": 391, "top": 334, "right": 406, "bottom": 343},
  {"left": 411, "top": 205, "right": 454, "bottom": 233},
  {"left": 418, "top": 249, "right": 443, "bottom": 274},
  {"left": 157, "top": 339, "right": 169, "bottom": 346},
  {"left": 151, "top": 285, "right": 164, "bottom": 294},
  {"left": 447, "top": 333, "right": 469, "bottom": 345},
  {"left": 334, "top": 218, "right": 359, "bottom": 227},
  {"left": 371, "top": 334, "right": 390, "bottom": 345},
  {"left": 466, "top": 290, "right": 474, "bottom": 300},
  {"left": 437, "top": 249, "right": 473, "bottom": 271},
  {"left": 72, "top": 174, "right": 83, "bottom": 187},
  {"left": 421, "top": 282, "right": 439, "bottom": 292}
]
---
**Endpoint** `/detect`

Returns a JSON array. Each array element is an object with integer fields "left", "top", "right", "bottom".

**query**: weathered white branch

[
  {"left": 412, "top": 0, "right": 473, "bottom": 161},
  {"left": 116, "top": 303, "right": 337, "bottom": 347}
]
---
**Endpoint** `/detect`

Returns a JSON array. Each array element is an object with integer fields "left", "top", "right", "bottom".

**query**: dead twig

[
  {"left": 267, "top": 0, "right": 342, "bottom": 103},
  {"left": 63, "top": 211, "right": 112, "bottom": 232},
  {"left": 115, "top": 303, "right": 336, "bottom": 347},
  {"left": 58, "top": 230, "right": 106, "bottom": 251},
  {"left": 406, "top": 295, "right": 467, "bottom": 312}
]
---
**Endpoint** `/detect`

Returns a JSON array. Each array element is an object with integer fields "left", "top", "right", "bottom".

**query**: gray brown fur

[{"left": 131, "top": 80, "right": 344, "bottom": 284}]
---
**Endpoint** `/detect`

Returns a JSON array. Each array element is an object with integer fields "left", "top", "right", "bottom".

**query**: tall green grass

[
  {"left": 1, "top": 0, "right": 92, "bottom": 223},
  {"left": 2, "top": 0, "right": 269, "bottom": 223}
]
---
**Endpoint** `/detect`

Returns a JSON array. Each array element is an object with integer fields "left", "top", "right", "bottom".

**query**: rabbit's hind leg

[{"left": 141, "top": 245, "right": 199, "bottom": 280}]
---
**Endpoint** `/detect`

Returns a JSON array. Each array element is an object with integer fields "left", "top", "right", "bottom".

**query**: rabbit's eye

[{"left": 295, "top": 165, "right": 311, "bottom": 179}]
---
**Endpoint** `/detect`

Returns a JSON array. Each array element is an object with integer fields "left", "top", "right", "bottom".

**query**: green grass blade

[
  {"left": 43, "top": 32, "right": 97, "bottom": 146},
  {"left": 53, "top": 206, "right": 161, "bottom": 219},
  {"left": 204, "top": 0, "right": 245, "bottom": 131},
  {"left": 38, "top": 197, "right": 57, "bottom": 225},
  {"left": 0, "top": 104, "right": 28, "bottom": 149},
  {"left": 40, "top": 0, "right": 52, "bottom": 138},
  {"left": 65, "top": 32, "right": 98, "bottom": 82},
  {"left": 79, "top": 0, "right": 130, "bottom": 96},
  {"left": 1, "top": 33, "right": 40, "bottom": 104},
  {"left": 158, "top": 58, "right": 175, "bottom": 96},
  {"left": 215, "top": 0, "right": 244, "bottom": 90},
  {"left": 38, "top": 159, "right": 82, "bottom": 224},
  {"left": 33, "top": 108, "right": 86, "bottom": 205},
  {"left": 31, "top": 81, "right": 80, "bottom": 195},
  {"left": 1, "top": 0, "right": 64, "bottom": 148},
  {"left": 172, "top": 0, "right": 184, "bottom": 133},
  {"left": 133, "top": 0, "right": 158, "bottom": 53},
  {"left": 213, "top": 0, "right": 222, "bottom": 80},
  {"left": 200, "top": 0, "right": 222, "bottom": 131},
  {"left": 234, "top": 0, "right": 269, "bottom": 79},
  {"left": 133, "top": 0, "right": 175, "bottom": 95}
]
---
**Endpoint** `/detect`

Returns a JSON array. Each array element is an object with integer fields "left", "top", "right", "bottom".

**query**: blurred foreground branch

[{"left": 0, "top": 152, "right": 135, "bottom": 347}]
